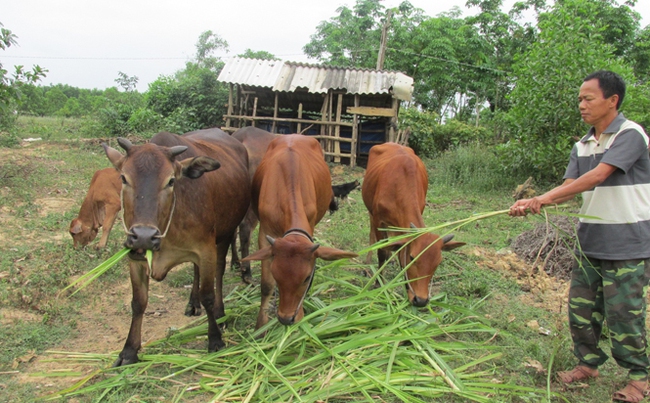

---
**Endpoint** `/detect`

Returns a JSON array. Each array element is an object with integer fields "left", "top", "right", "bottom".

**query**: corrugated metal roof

[{"left": 217, "top": 57, "right": 413, "bottom": 101}]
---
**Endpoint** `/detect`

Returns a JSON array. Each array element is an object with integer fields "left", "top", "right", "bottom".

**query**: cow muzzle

[
  {"left": 277, "top": 314, "right": 296, "bottom": 326},
  {"left": 411, "top": 295, "right": 429, "bottom": 307},
  {"left": 125, "top": 225, "right": 162, "bottom": 256}
]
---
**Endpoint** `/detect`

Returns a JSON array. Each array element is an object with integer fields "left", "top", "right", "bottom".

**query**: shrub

[
  {"left": 400, "top": 108, "right": 489, "bottom": 158},
  {"left": 430, "top": 142, "right": 525, "bottom": 192}
]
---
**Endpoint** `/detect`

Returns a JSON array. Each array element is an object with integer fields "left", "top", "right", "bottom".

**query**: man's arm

[{"left": 509, "top": 162, "right": 617, "bottom": 216}]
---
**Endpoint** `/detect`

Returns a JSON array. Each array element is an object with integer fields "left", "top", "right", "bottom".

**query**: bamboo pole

[
  {"left": 297, "top": 103, "right": 303, "bottom": 134},
  {"left": 351, "top": 94, "right": 360, "bottom": 168},
  {"left": 252, "top": 97, "right": 258, "bottom": 128},
  {"left": 272, "top": 92, "right": 278, "bottom": 133},
  {"left": 334, "top": 93, "right": 343, "bottom": 163}
]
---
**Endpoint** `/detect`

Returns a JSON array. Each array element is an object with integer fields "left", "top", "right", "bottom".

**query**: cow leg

[
  {"left": 184, "top": 264, "right": 202, "bottom": 316},
  {"left": 238, "top": 209, "right": 258, "bottom": 285},
  {"left": 198, "top": 254, "right": 225, "bottom": 352},
  {"left": 256, "top": 234, "right": 275, "bottom": 330},
  {"left": 113, "top": 262, "right": 149, "bottom": 367},
  {"left": 213, "top": 238, "right": 230, "bottom": 321},
  {"left": 97, "top": 204, "right": 119, "bottom": 249},
  {"left": 365, "top": 217, "right": 377, "bottom": 265},
  {"left": 229, "top": 228, "right": 240, "bottom": 272}
]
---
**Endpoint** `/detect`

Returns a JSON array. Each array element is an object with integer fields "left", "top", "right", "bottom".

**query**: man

[{"left": 510, "top": 70, "right": 650, "bottom": 402}]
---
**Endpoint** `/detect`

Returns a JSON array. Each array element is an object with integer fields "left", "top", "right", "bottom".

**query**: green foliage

[
  {"left": 429, "top": 142, "right": 524, "bottom": 192},
  {"left": 400, "top": 107, "right": 489, "bottom": 157},
  {"left": 500, "top": 0, "right": 636, "bottom": 182},
  {"left": 146, "top": 63, "right": 228, "bottom": 133},
  {"left": 629, "top": 25, "right": 650, "bottom": 83},
  {"left": 0, "top": 22, "right": 47, "bottom": 129},
  {"left": 303, "top": 0, "right": 388, "bottom": 67},
  {"left": 624, "top": 80, "right": 650, "bottom": 130}
]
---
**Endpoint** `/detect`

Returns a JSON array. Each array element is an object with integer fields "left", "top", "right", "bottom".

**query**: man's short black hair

[{"left": 584, "top": 70, "right": 626, "bottom": 109}]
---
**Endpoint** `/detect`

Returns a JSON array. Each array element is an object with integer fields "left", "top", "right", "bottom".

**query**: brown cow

[
  {"left": 102, "top": 128, "right": 250, "bottom": 366},
  {"left": 362, "top": 143, "right": 465, "bottom": 307},
  {"left": 230, "top": 127, "right": 277, "bottom": 284},
  {"left": 185, "top": 126, "right": 275, "bottom": 314},
  {"left": 242, "top": 134, "right": 357, "bottom": 328},
  {"left": 69, "top": 168, "right": 121, "bottom": 249}
]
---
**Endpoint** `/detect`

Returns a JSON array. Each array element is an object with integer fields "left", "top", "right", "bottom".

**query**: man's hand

[{"left": 509, "top": 197, "right": 543, "bottom": 216}]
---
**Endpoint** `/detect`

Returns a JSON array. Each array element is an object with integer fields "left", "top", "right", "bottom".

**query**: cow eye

[
  {"left": 167, "top": 178, "right": 175, "bottom": 187},
  {"left": 120, "top": 175, "right": 128, "bottom": 185},
  {"left": 409, "top": 255, "right": 415, "bottom": 261}
]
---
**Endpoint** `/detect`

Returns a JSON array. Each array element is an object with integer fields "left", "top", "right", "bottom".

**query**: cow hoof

[
  {"left": 208, "top": 338, "right": 226, "bottom": 352},
  {"left": 184, "top": 304, "right": 202, "bottom": 317},
  {"left": 112, "top": 354, "right": 138, "bottom": 367},
  {"left": 241, "top": 272, "right": 253, "bottom": 285}
]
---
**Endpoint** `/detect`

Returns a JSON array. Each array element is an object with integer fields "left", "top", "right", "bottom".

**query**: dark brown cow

[
  {"left": 362, "top": 143, "right": 465, "bottom": 307},
  {"left": 69, "top": 167, "right": 121, "bottom": 249},
  {"left": 102, "top": 128, "right": 250, "bottom": 366},
  {"left": 242, "top": 134, "right": 357, "bottom": 328},
  {"left": 230, "top": 127, "right": 277, "bottom": 283}
]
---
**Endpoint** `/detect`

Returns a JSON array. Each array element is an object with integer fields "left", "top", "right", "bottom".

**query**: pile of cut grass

[{"left": 46, "top": 260, "right": 558, "bottom": 402}]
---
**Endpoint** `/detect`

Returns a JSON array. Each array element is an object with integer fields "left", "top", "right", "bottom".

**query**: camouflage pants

[{"left": 568, "top": 256, "right": 650, "bottom": 380}]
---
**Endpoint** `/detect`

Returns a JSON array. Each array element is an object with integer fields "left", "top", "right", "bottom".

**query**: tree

[
  {"left": 195, "top": 30, "right": 229, "bottom": 70},
  {"left": 115, "top": 72, "right": 139, "bottom": 92},
  {"left": 238, "top": 49, "right": 279, "bottom": 60},
  {"left": 500, "top": 0, "right": 637, "bottom": 181},
  {"left": 303, "top": 0, "right": 387, "bottom": 68},
  {"left": 0, "top": 22, "right": 46, "bottom": 128}
]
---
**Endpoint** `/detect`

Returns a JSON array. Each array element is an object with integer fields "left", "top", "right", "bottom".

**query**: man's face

[{"left": 578, "top": 78, "right": 617, "bottom": 126}]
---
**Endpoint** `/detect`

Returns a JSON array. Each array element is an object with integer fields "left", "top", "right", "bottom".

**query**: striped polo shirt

[{"left": 563, "top": 113, "right": 650, "bottom": 260}]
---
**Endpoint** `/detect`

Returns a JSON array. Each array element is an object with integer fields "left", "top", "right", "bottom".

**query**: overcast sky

[{"left": 3, "top": 0, "right": 649, "bottom": 92}]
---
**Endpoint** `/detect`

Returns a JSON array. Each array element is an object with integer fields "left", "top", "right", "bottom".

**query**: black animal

[{"left": 329, "top": 179, "right": 361, "bottom": 212}]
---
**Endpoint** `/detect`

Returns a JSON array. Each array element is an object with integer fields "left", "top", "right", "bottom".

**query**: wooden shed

[{"left": 217, "top": 57, "right": 414, "bottom": 167}]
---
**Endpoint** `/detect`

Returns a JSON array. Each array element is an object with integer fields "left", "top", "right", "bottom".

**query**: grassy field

[{"left": 0, "top": 117, "right": 634, "bottom": 402}]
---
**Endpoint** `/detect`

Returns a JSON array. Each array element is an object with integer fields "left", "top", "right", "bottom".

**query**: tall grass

[{"left": 428, "top": 142, "right": 526, "bottom": 192}]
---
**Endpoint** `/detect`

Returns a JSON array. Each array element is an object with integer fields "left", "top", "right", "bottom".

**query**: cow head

[
  {"left": 395, "top": 231, "right": 465, "bottom": 307},
  {"left": 69, "top": 218, "right": 97, "bottom": 248},
  {"left": 243, "top": 230, "right": 357, "bottom": 325},
  {"left": 102, "top": 138, "right": 221, "bottom": 261}
]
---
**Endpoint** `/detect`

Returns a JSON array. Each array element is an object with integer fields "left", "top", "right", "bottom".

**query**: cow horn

[
  {"left": 265, "top": 235, "right": 276, "bottom": 245},
  {"left": 310, "top": 244, "right": 320, "bottom": 253},
  {"left": 410, "top": 223, "right": 417, "bottom": 229},
  {"left": 170, "top": 146, "right": 188, "bottom": 158},
  {"left": 117, "top": 138, "right": 133, "bottom": 151},
  {"left": 441, "top": 234, "right": 455, "bottom": 243}
]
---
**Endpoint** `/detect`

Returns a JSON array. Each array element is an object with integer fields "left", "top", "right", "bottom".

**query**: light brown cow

[
  {"left": 242, "top": 134, "right": 357, "bottom": 328},
  {"left": 362, "top": 143, "right": 465, "bottom": 307},
  {"left": 103, "top": 129, "right": 250, "bottom": 366},
  {"left": 69, "top": 168, "right": 122, "bottom": 249}
]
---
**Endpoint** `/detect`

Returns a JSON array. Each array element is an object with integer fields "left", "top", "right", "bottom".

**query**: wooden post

[
  {"left": 272, "top": 92, "right": 278, "bottom": 133},
  {"left": 297, "top": 103, "right": 303, "bottom": 134},
  {"left": 351, "top": 94, "right": 359, "bottom": 168},
  {"left": 376, "top": 9, "right": 392, "bottom": 71},
  {"left": 334, "top": 93, "right": 343, "bottom": 163},
  {"left": 320, "top": 94, "right": 329, "bottom": 158},
  {"left": 327, "top": 91, "right": 333, "bottom": 159},
  {"left": 388, "top": 98, "right": 398, "bottom": 142},
  {"left": 252, "top": 97, "right": 258, "bottom": 128},
  {"left": 226, "top": 83, "right": 233, "bottom": 130}
]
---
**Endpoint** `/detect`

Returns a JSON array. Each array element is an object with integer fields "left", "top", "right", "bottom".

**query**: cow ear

[
  {"left": 70, "top": 219, "right": 82, "bottom": 234},
  {"left": 180, "top": 156, "right": 221, "bottom": 179},
  {"left": 314, "top": 247, "right": 358, "bottom": 262},
  {"left": 442, "top": 241, "right": 465, "bottom": 251},
  {"left": 241, "top": 246, "right": 273, "bottom": 262},
  {"left": 102, "top": 143, "right": 125, "bottom": 170}
]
